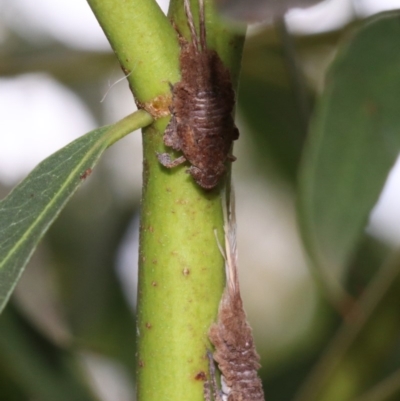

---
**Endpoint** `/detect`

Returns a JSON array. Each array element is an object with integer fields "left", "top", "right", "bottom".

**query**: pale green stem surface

[
  {"left": 136, "top": 2, "right": 244, "bottom": 400},
  {"left": 87, "top": 2, "right": 245, "bottom": 401},
  {"left": 138, "top": 116, "right": 226, "bottom": 401},
  {"left": 87, "top": 0, "right": 180, "bottom": 101}
]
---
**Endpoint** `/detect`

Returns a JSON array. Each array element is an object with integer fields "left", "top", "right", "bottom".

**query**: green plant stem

[
  {"left": 138, "top": 2, "right": 245, "bottom": 401},
  {"left": 138, "top": 117, "right": 226, "bottom": 401},
  {"left": 88, "top": 2, "right": 245, "bottom": 401},
  {"left": 106, "top": 110, "right": 153, "bottom": 146},
  {"left": 87, "top": 0, "right": 180, "bottom": 101}
]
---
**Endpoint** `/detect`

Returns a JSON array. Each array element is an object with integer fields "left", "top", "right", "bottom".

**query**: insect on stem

[
  {"left": 157, "top": 0, "right": 239, "bottom": 189},
  {"left": 206, "top": 190, "right": 265, "bottom": 401}
]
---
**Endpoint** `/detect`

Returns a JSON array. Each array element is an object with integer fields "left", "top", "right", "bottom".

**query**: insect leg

[
  {"left": 232, "top": 126, "right": 240, "bottom": 140},
  {"left": 157, "top": 153, "right": 187, "bottom": 168},
  {"left": 164, "top": 117, "right": 182, "bottom": 150},
  {"left": 206, "top": 350, "right": 224, "bottom": 401}
]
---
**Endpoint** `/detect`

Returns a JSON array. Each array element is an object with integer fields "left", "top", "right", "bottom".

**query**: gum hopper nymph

[
  {"left": 157, "top": 0, "right": 239, "bottom": 189},
  {"left": 206, "top": 194, "right": 265, "bottom": 401}
]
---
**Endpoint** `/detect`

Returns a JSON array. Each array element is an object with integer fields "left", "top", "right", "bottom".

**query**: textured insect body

[
  {"left": 157, "top": 0, "right": 239, "bottom": 189},
  {"left": 207, "top": 197, "right": 265, "bottom": 401}
]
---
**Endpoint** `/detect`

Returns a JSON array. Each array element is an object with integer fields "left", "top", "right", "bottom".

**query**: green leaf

[
  {"left": 353, "top": 368, "right": 400, "bottom": 401},
  {"left": 299, "top": 11, "right": 400, "bottom": 276},
  {"left": 293, "top": 249, "right": 400, "bottom": 401},
  {"left": 0, "top": 110, "right": 153, "bottom": 313},
  {"left": 0, "top": 305, "right": 99, "bottom": 401}
]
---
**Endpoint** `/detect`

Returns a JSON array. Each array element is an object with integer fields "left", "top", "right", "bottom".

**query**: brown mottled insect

[
  {"left": 206, "top": 195, "right": 265, "bottom": 401},
  {"left": 157, "top": 0, "right": 239, "bottom": 189}
]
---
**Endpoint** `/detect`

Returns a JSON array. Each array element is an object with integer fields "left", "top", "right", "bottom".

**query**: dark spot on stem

[{"left": 195, "top": 371, "right": 207, "bottom": 381}]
